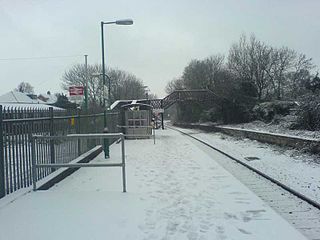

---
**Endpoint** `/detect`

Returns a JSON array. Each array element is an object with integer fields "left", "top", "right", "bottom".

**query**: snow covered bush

[
  {"left": 200, "top": 108, "right": 216, "bottom": 123},
  {"left": 293, "top": 95, "right": 320, "bottom": 131},
  {"left": 252, "top": 101, "right": 297, "bottom": 122},
  {"left": 198, "top": 100, "right": 254, "bottom": 124},
  {"left": 177, "top": 101, "right": 204, "bottom": 123}
]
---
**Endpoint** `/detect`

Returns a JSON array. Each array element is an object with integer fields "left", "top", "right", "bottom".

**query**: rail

[
  {"left": 174, "top": 122, "right": 320, "bottom": 153},
  {"left": 169, "top": 125, "right": 320, "bottom": 210}
]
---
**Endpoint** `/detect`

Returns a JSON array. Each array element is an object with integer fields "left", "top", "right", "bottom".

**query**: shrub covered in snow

[
  {"left": 176, "top": 101, "right": 204, "bottom": 123},
  {"left": 199, "top": 100, "right": 254, "bottom": 124},
  {"left": 252, "top": 101, "right": 297, "bottom": 122},
  {"left": 293, "top": 95, "right": 320, "bottom": 131}
]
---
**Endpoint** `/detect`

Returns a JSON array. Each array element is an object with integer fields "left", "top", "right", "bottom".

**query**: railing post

[
  {"left": 0, "top": 106, "right": 5, "bottom": 198},
  {"left": 160, "top": 100, "right": 164, "bottom": 130},
  {"left": 103, "top": 110, "right": 109, "bottom": 158},
  {"left": 77, "top": 108, "right": 81, "bottom": 156},
  {"left": 121, "top": 134, "right": 126, "bottom": 193},
  {"left": 31, "top": 136, "right": 37, "bottom": 191},
  {"left": 49, "top": 107, "right": 55, "bottom": 173}
]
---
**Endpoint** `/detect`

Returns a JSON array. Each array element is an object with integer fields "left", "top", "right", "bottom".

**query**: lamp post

[
  {"left": 101, "top": 19, "right": 133, "bottom": 108},
  {"left": 100, "top": 19, "right": 133, "bottom": 158}
]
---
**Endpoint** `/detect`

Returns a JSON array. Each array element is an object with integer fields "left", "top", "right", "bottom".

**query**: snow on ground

[
  {"left": 224, "top": 120, "right": 320, "bottom": 140},
  {"left": 0, "top": 129, "right": 307, "bottom": 240},
  {"left": 178, "top": 127, "right": 320, "bottom": 203}
]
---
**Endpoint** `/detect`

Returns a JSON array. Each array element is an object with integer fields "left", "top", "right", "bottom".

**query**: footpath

[{"left": 0, "top": 129, "right": 307, "bottom": 240}]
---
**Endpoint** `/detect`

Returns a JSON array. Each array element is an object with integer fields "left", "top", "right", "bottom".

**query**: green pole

[
  {"left": 101, "top": 22, "right": 109, "bottom": 159},
  {"left": 103, "top": 110, "right": 109, "bottom": 158}
]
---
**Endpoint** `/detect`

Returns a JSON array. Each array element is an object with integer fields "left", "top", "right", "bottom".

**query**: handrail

[{"left": 31, "top": 133, "right": 127, "bottom": 192}]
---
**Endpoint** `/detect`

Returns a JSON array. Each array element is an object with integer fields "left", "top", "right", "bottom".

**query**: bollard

[{"left": 103, "top": 127, "right": 109, "bottom": 159}]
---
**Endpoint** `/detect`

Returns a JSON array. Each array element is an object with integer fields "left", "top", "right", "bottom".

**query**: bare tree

[
  {"left": 228, "top": 34, "right": 253, "bottom": 81},
  {"left": 285, "top": 53, "right": 314, "bottom": 98},
  {"left": 228, "top": 34, "right": 272, "bottom": 100},
  {"left": 182, "top": 59, "right": 209, "bottom": 89},
  {"left": 15, "top": 82, "right": 34, "bottom": 94},
  {"left": 62, "top": 64, "right": 146, "bottom": 107},
  {"left": 203, "top": 54, "right": 225, "bottom": 90},
  {"left": 250, "top": 37, "right": 272, "bottom": 100},
  {"left": 176, "top": 54, "right": 226, "bottom": 92},
  {"left": 165, "top": 77, "right": 185, "bottom": 94},
  {"left": 109, "top": 68, "right": 145, "bottom": 101},
  {"left": 166, "top": 33, "right": 316, "bottom": 102},
  {"left": 272, "top": 47, "right": 296, "bottom": 99},
  {"left": 62, "top": 64, "right": 104, "bottom": 106}
]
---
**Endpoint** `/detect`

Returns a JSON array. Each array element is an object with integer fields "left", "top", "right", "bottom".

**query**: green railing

[{"left": 0, "top": 106, "right": 120, "bottom": 198}]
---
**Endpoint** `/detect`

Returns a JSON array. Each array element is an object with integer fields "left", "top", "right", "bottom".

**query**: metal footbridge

[{"left": 149, "top": 89, "right": 217, "bottom": 110}]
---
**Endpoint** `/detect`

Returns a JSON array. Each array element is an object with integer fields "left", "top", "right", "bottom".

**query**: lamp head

[{"left": 115, "top": 19, "right": 133, "bottom": 25}]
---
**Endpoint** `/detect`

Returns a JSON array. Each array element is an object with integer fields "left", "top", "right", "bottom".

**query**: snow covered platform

[{"left": 0, "top": 129, "right": 307, "bottom": 240}]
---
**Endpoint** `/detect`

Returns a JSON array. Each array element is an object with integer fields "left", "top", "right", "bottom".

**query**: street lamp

[
  {"left": 100, "top": 18, "right": 133, "bottom": 159},
  {"left": 100, "top": 19, "right": 134, "bottom": 109}
]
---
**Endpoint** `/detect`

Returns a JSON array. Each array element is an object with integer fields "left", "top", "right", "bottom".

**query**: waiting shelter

[{"left": 119, "top": 103, "right": 153, "bottom": 139}]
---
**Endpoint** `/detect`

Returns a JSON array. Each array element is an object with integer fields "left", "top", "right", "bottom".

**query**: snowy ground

[
  {"left": 223, "top": 120, "right": 320, "bottom": 140},
  {"left": 178, "top": 127, "right": 320, "bottom": 204},
  {"left": 0, "top": 129, "right": 307, "bottom": 240}
]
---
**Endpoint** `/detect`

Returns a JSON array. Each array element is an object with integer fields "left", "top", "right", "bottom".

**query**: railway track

[{"left": 168, "top": 125, "right": 320, "bottom": 240}]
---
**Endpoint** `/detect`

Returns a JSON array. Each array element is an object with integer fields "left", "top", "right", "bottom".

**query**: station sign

[
  {"left": 69, "top": 86, "right": 84, "bottom": 96},
  {"left": 69, "top": 86, "right": 84, "bottom": 102}
]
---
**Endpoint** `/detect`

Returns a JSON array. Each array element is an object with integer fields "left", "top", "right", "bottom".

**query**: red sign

[{"left": 69, "top": 86, "right": 84, "bottom": 96}]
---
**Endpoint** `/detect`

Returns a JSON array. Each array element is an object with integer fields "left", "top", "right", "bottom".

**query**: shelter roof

[{"left": 110, "top": 99, "right": 149, "bottom": 110}]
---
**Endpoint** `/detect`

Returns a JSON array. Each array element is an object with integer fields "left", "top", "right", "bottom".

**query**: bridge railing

[{"left": 150, "top": 89, "right": 217, "bottom": 110}]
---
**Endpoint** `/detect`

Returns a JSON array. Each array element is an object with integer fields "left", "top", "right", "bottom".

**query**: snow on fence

[{"left": 0, "top": 105, "right": 120, "bottom": 198}]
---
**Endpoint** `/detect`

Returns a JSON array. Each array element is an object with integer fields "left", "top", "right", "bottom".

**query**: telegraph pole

[{"left": 84, "top": 54, "right": 88, "bottom": 111}]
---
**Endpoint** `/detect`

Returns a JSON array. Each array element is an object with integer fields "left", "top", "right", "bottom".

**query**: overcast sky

[{"left": 0, "top": 0, "right": 319, "bottom": 98}]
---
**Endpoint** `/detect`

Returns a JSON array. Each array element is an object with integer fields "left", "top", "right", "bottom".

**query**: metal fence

[
  {"left": 0, "top": 106, "right": 120, "bottom": 198},
  {"left": 32, "top": 133, "right": 127, "bottom": 192}
]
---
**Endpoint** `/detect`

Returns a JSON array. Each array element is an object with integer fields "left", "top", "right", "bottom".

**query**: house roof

[
  {"left": 38, "top": 93, "right": 57, "bottom": 104},
  {"left": 0, "top": 91, "right": 62, "bottom": 110},
  {"left": 0, "top": 103, "right": 63, "bottom": 110},
  {"left": 0, "top": 91, "right": 38, "bottom": 103}
]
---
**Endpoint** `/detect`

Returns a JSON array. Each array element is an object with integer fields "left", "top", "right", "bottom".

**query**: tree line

[
  {"left": 166, "top": 34, "right": 320, "bottom": 126},
  {"left": 13, "top": 64, "right": 154, "bottom": 112},
  {"left": 61, "top": 64, "right": 154, "bottom": 111}
]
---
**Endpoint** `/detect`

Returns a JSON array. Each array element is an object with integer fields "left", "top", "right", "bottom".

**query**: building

[
  {"left": 38, "top": 91, "right": 57, "bottom": 105},
  {"left": 0, "top": 91, "right": 62, "bottom": 110}
]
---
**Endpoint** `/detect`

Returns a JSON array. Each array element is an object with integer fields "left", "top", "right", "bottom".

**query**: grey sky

[{"left": 0, "top": 0, "right": 319, "bottom": 98}]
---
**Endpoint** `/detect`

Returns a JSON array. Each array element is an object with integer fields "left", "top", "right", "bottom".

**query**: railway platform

[{"left": 0, "top": 128, "right": 310, "bottom": 240}]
